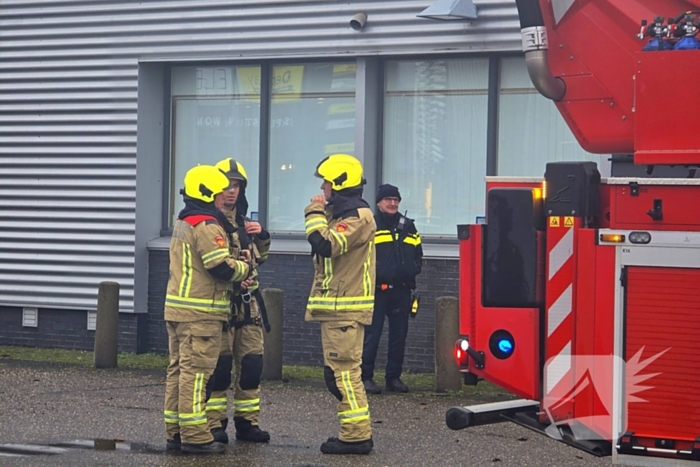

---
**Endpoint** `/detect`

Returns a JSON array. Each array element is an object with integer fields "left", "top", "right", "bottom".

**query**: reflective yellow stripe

[
  {"left": 165, "top": 295, "right": 229, "bottom": 313},
  {"left": 178, "top": 411, "right": 207, "bottom": 426},
  {"left": 233, "top": 398, "right": 260, "bottom": 413},
  {"left": 338, "top": 406, "right": 370, "bottom": 424},
  {"left": 363, "top": 241, "right": 373, "bottom": 297},
  {"left": 164, "top": 410, "right": 179, "bottom": 424},
  {"left": 205, "top": 397, "right": 227, "bottom": 411},
  {"left": 341, "top": 370, "right": 358, "bottom": 410},
  {"left": 179, "top": 244, "right": 193, "bottom": 297},
  {"left": 322, "top": 258, "right": 333, "bottom": 297},
  {"left": 193, "top": 373, "right": 204, "bottom": 414},
  {"left": 231, "top": 260, "right": 250, "bottom": 282},
  {"left": 202, "top": 248, "right": 229, "bottom": 267},
  {"left": 330, "top": 229, "right": 348, "bottom": 254},
  {"left": 309, "top": 297, "right": 375, "bottom": 304},
  {"left": 305, "top": 218, "right": 327, "bottom": 235},
  {"left": 403, "top": 236, "right": 421, "bottom": 246},
  {"left": 375, "top": 235, "right": 393, "bottom": 245},
  {"left": 307, "top": 297, "right": 375, "bottom": 311}
]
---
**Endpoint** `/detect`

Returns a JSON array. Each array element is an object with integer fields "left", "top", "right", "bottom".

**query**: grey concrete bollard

[
  {"left": 435, "top": 296, "right": 462, "bottom": 392},
  {"left": 94, "top": 281, "right": 120, "bottom": 369},
  {"left": 261, "top": 288, "right": 283, "bottom": 381}
]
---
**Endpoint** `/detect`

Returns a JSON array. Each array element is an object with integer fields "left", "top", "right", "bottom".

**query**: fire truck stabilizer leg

[{"left": 445, "top": 399, "right": 540, "bottom": 430}]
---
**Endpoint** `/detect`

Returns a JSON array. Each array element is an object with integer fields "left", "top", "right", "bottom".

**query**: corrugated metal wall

[{"left": 0, "top": 0, "right": 520, "bottom": 312}]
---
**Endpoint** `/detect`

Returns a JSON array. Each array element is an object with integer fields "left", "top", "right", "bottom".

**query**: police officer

[
  {"left": 164, "top": 165, "right": 252, "bottom": 454},
  {"left": 304, "top": 154, "right": 376, "bottom": 455},
  {"left": 206, "top": 158, "right": 272, "bottom": 444},
  {"left": 361, "top": 184, "right": 423, "bottom": 394}
]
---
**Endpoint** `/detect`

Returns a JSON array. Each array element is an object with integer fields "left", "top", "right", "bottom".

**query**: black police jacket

[{"left": 374, "top": 211, "right": 423, "bottom": 290}]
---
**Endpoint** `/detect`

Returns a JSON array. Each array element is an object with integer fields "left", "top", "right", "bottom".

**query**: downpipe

[{"left": 515, "top": 0, "right": 566, "bottom": 101}]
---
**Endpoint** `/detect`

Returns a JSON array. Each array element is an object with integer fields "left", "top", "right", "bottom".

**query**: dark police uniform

[{"left": 361, "top": 204, "right": 422, "bottom": 392}]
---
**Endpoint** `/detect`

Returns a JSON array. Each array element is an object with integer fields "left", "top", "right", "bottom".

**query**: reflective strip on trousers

[
  {"left": 164, "top": 410, "right": 179, "bottom": 425},
  {"left": 178, "top": 411, "right": 208, "bottom": 426},
  {"left": 338, "top": 406, "right": 370, "bottom": 424},
  {"left": 179, "top": 373, "right": 207, "bottom": 426},
  {"left": 205, "top": 397, "right": 227, "bottom": 411},
  {"left": 341, "top": 370, "right": 358, "bottom": 410},
  {"left": 233, "top": 398, "right": 260, "bottom": 413}
]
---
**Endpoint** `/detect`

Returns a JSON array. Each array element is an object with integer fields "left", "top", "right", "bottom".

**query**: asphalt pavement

[{"left": 0, "top": 360, "right": 615, "bottom": 467}]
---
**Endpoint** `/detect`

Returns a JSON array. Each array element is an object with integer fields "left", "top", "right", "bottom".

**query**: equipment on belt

[
  {"left": 232, "top": 289, "right": 271, "bottom": 333},
  {"left": 410, "top": 292, "right": 419, "bottom": 319}
]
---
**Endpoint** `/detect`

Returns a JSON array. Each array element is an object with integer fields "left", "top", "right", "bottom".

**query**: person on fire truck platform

[
  {"left": 361, "top": 183, "right": 423, "bottom": 394},
  {"left": 164, "top": 164, "right": 252, "bottom": 455},
  {"left": 304, "top": 154, "right": 377, "bottom": 455},
  {"left": 206, "top": 157, "right": 272, "bottom": 445}
]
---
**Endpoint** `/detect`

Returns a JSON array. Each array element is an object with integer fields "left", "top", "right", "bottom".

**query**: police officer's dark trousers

[{"left": 361, "top": 286, "right": 411, "bottom": 382}]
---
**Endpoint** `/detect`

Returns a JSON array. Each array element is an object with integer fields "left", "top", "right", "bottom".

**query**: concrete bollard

[
  {"left": 261, "top": 288, "right": 283, "bottom": 381},
  {"left": 435, "top": 296, "right": 462, "bottom": 392},
  {"left": 94, "top": 281, "right": 120, "bottom": 369}
]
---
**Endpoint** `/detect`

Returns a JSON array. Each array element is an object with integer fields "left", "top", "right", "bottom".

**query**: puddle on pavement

[{"left": 0, "top": 439, "right": 159, "bottom": 457}]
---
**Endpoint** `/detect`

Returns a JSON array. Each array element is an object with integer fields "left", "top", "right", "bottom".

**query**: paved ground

[{"left": 0, "top": 360, "right": 615, "bottom": 467}]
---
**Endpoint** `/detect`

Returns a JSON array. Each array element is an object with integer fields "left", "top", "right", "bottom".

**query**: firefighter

[
  {"left": 207, "top": 157, "right": 272, "bottom": 444},
  {"left": 304, "top": 154, "right": 376, "bottom": 455},
  {"left": 164, "top": 164, "right": 252, "bottom": 454},
  {"left": 361, "top": 184, "right": 423, "bottom": 394}
]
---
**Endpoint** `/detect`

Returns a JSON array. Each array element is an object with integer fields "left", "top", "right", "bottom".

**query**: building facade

[{"left": 0, "top": 0, "right": 603, "bottom": 372}]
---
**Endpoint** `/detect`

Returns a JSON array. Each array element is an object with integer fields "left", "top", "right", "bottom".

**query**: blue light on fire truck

[
  {"left": 498, "top": 339, "right": 513, "bottom": 355},
  {"left": 489, "top": 330, "right": 515, "bottom": 360}
]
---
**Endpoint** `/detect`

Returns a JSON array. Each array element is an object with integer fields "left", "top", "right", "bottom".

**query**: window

[
  {"left": 383, "top": 59, "right": 489, "bottom": 234},
  {"left": 497, "top": 57, "right": 598, "bottom": 176},
  {"left": 170, "top": 66, "right": 261, "bottom": 225},
  {"left": 267, "top": 63, "right": 356, "bottom": 231}
]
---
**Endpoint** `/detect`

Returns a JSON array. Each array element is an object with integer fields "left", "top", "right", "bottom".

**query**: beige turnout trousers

[
  {"left": 164, "top": 320, "right": 223, "bottom": 445},
  {"left": 321, "top": 320, "right": 372, "bottom": 442}
]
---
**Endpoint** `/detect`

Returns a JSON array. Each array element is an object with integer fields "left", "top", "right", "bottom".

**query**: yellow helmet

[
  {"left": 314, "top": 154, "right": 364, "bottom": 190},
  {"left": 182, "top": 165, "right": 229, "bottom": 203},
  {"left": 215, "top": 158, "right": 248, "bottom": 189}
]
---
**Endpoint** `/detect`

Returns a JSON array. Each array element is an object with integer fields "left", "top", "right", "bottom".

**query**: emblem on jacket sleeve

[
  {"left": 335, "top": 222, "right": 348, "bottom": 233},
  {"left": 215, "top": 236, "right": 226, "bottom": 248}
]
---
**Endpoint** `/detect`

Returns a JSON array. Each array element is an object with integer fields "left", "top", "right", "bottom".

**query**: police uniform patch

[
  {"left": 336, "top": 222, "right": 348, "bottom": 233},
  {"left": 215, "top": 236, "right": 226, "bottom": 248}
]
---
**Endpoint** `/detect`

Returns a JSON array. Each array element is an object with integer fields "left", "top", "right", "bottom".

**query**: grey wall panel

[{"left": 0, "top": 0, "right": 519, "bottom": 312}]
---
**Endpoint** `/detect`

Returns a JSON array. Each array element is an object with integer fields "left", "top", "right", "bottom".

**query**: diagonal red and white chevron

[{"left": 544, "top": 218, "right": 576, "bottom": 399}]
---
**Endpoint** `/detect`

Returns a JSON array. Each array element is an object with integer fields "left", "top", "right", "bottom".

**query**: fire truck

[{"left": 445, "top": 0, "right": 700, "bottom": 465}]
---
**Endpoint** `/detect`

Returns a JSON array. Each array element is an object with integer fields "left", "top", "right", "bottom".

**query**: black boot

[
  {"left": 180, "top": 441, "right": 226, "bottom": 454},
  {"left": 211, "top": 427, "right": 229, "bottom": 444},
  {"left": 234, "top": 417, "right": 270, "bottom": 442},
  {"left": 386, "top": 378, "right": 409, "bottom": 393},
  {"left": 166, "top": 433, "right": 181, "bottom": 451},
  {"left": 363, "top": 379, "right": 382, "bottom": 394},
  {"left": 321, "top": 437, "right": 373, "bottom": 454}
]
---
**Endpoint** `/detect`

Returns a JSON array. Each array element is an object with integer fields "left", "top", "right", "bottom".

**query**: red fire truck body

[{"left": 446, "top": 1, "right": 700, "bottom": 465}]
